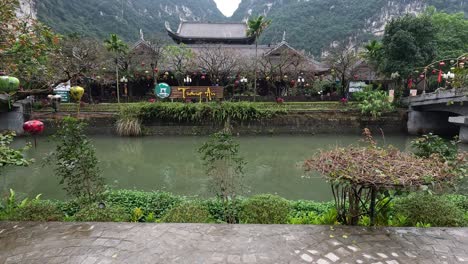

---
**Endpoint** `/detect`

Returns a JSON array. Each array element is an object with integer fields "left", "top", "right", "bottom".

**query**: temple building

[{"left": 164, "top": 21, "right": 328, "bottom": 74}]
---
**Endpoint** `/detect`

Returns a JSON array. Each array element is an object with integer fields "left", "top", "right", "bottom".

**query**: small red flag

[
  {"left": 408, "top": 78, "right": 413, "bottom": 88},
  {"left": 437, "top": 70, "right": 443, "bottom": 83}
]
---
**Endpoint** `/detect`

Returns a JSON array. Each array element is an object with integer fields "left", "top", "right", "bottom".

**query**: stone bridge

[{"left": 406, "top": 88, "right": 468, "bottom": 143}]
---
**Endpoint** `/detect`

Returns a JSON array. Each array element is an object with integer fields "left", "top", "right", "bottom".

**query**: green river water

[{"left": 5, "top": 135, "right": 419, "bottom": 201}]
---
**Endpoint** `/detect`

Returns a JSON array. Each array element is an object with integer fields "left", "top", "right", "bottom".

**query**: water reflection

[{"left": 8, "top": 134, "right": 415, "bottom": 201}]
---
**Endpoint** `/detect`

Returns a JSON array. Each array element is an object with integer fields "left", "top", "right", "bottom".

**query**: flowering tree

[{"left": 0, "top": 0, "right": 60, "bottom": 89}]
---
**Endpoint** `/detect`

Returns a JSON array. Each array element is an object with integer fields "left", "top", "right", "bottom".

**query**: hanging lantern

[
  {"left": 23, "top": 120, "right": 44, "bottom": 135},
  {"left": 0, "top": 75, "right": 20, "bottom": 93},
  {"left": 432, "top": 69, "right": 437, "bottom": 74},
  {"left": 419, "top": 74, "right": 425, "bottom": 79},
  {"left": 439, "top": 61, "right": 446, "bottom": 66},
  {"left": 201, "top": 75, "right": 206, "bottom": 80},
  {"left": 141, "top": 62, "right": 146, "bottom": 67},
  {"left": 70, "top": 86, "right": 85, "bottom": 101},
  {"left": 234, "top": 80, "right": 239, "bottom": 86},
  {"left": 154, "top": 67, "right": 159, "bottom": 73},
  {"left": 290, "top": 80, "right": 296, "bottom": 87},
  {"left": 354, "top": 75, "right": 359, "bottom": 80},
  {"left": 23, "top": 120, "right": 44, "bottom": 148}
]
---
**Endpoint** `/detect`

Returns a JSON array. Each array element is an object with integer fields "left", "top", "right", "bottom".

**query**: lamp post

[
  {"left": 240, "top": 77, "right": 248, "bottom": 94},
  {"left": 184, "top": 75, "right": 192, "bottom": 86},
  {"left": 297, "top": 74, "right": 305, "bottom": 95},
  {"left": 120, "top": 76, "right": 128, "bottom": 102}
]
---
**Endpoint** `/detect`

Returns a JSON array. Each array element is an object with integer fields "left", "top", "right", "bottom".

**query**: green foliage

[
  {"left": 289, "top": 208, "right": 338, "bottom": 225},
  {"left": 119, "top": 102, "right": 286, "bottom": 126},
  {"left": 411, "top": 133, "right": 459, "bottom": 160},
  {"left": 73, "top": 204, "right": 130, "bottom": 222},
  {"left": 46, "top": 117, "right": 104, "bottom": 201},
  {"left": 426, "top": 7, "right": 468, "bottom": 59},
  {"left": 289, "top": 200, "right": 335, "bottom": 217},
  {"left": 381, "top": 14, "right": 437, "bottom": 78},
  {"left": 199, "top": 132, "right": 245, "bottom": 223},
  {"left": 103, "top": 189, "right": 182, "bottom": 219},
  {"left": 394, "top": 193, "right": 466, "bottom": 227},
  {"left": 353, "top": 87, "right": 394, "bottom": 118},
  {"left": 240, "top": 194, "right": 291, "bottom": 224},
  {"left": 0, "top": 132, "right": 32, "bottom": 175},
  {"left": 131, "top": 207, "right": 145, "bottom": 222},
  {"left": 11, "top": 200, "right": 64, "bottom": 222},
  {"left": 161, "top": 202, "right": 214, "bottom": 223}
]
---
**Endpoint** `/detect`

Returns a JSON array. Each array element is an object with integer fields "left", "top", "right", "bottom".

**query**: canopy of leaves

[
  {"left": 380, "top": 15, "right": 437, "bottom": 78},
  {"left": 426, "top": 8, "right": 468, "bottom": 59}
]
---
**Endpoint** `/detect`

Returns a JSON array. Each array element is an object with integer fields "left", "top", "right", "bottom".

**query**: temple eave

[{"left": 167, "top": 30, "right": 255, "bottom": 45}]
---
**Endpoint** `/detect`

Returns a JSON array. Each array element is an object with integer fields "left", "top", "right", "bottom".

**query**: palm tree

[
  {"left": 104, "top": 34, "right": 128, "bottom": 104},
  {"left": 247, "top": 16, "right": 271, "bottom": 101}
]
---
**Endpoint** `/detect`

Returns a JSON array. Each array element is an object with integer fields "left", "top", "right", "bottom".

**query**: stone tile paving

[{"left": 0, "top": 222, "right": 467, "bottom": 264}]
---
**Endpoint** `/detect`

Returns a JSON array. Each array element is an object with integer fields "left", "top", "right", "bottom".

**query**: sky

[{"left": 213, "top": 0, "right": 242, "bottom": 17}]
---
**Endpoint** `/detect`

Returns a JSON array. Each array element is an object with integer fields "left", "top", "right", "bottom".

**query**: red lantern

[
  {"left": 234, "top": 80, "right": 240, "bottom": 86},
  {"left": 23, "top": 120, "right": 44, "bottom": 135},
  {"left": 354, "top": 75, "right": 359, "bottom": 80},
  {"left": 141, "top": 62, "right": 146, "bottom": 67},
  {"left": 432, "top": 69, "right": 437, "bottom": 74},
  {"left": 419, "top": 74, "right": 425, "bottom": 79},
  {"left": 290, "top": 80, "right": 296, "bottom": 87},
  {"left": 23, "top": 120, "right": 44, "bottom": 148},
  {"left": 201, "top": 75, "right": 206, "bottom": 80},
  {"left": 439, "top": 61, "right": 446, "bottom": 66},
  {"left": 154, "top": 67, "right": 159, "bottom": 73}
]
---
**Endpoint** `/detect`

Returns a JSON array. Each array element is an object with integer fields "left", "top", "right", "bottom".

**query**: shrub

[
  {"left": 161, "top": 202, "right": 214, "bottom": 223},
  {"left": 73, "top": 204, "right": 130, "bottom": 222},
  {"left": 12, "top": 200, "right": 63, "bottom": 222},
  {"left": 119, "top": 102, "right": 286, "bottom": 126},
  {"left": 394, "top": 193, "right": 466, "bottom": 227},
  {"left": 411, "top": 133, "right": 458, "bottom": 160},
  {"left": 353, "top": 86, "right": 394, "bottom": 118},
  {"left": 46, "top": 117, "right": 104, "bottom": 201},
  {"left": 289, "top": 200, "right": 335, "bottom": 217},
  {"left": 103, "top": 190, "right": 182, "bottom": 218},
  {"left": 289, "top": 208, "right": 338, "bottom": 225},
  {"left": 116, "top": 105, "right": 143, "bottom": 136},
  {"left": 240, "top": 194, "right": 291, "bottom": 224},
  {"left": 199, "top": 132, "right": 245, "bottom": 223},
  {"left": 443, "top": 194, "right": 468, "bottom": 212},
  {"left": 202, "top": 198, "right": 242, "bottom": 223}
]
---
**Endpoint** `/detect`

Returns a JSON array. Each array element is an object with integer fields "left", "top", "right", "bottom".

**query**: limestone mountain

[
  {"left": 231, "top": 0, "right": 467, "bottom": 57},
  {"left": 33, "top": 0, "right": 225, "bottom": 40},
  {"left": 20, "top": 0, "right": 466, "bottom": 56}
]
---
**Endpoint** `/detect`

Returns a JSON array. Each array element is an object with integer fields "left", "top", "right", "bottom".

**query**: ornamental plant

[
  {"left": 46, "top": 117, "right": 104, "bottom": 202},
  {"left": 353, "top": 86, "right": 394, "bottom": 118},
  {"left": 199, "top": 131, "right": 246, "bottom": 223},
  {"left": 304, "top": 129, "right": 465, "bottom": 226}
]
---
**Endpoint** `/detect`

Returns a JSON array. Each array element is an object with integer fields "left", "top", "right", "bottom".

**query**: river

[{"left": 6, "top": 134, "right": 418, "bottom": 201}]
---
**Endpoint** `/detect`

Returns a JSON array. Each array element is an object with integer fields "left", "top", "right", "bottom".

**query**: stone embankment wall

[{"left": 32, "top": 111, "right": 407, "bottom": 136}]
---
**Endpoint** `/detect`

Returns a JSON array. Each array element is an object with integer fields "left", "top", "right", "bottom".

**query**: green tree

[
  {"left": 0, "top": 0, "right": 60, "bottom": 89},
  {"left": 46, "top": 117, "right": 104, "bottom": 201},
  {"left": 381, "top": 15, "right": 437, "bottom": 80},
  {"left": 361, "top": 40, "right": 383, "bottom": 69},
  {"left": 198, "top": 132, "right": 246, "bottom": 223},
  {"left": 247, "top": 16, "right": 271, "bottom": 101},
  {"left": 426, "top": 7, "right": 468, "bottom": 59},
  {"left": 104, "top": 34, "right": 128, "bottom": 104}
]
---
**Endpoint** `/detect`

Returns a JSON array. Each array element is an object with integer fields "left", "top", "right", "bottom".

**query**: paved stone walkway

[{"left": 0, "top": 222, "right": 467, "bottom": 264}]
